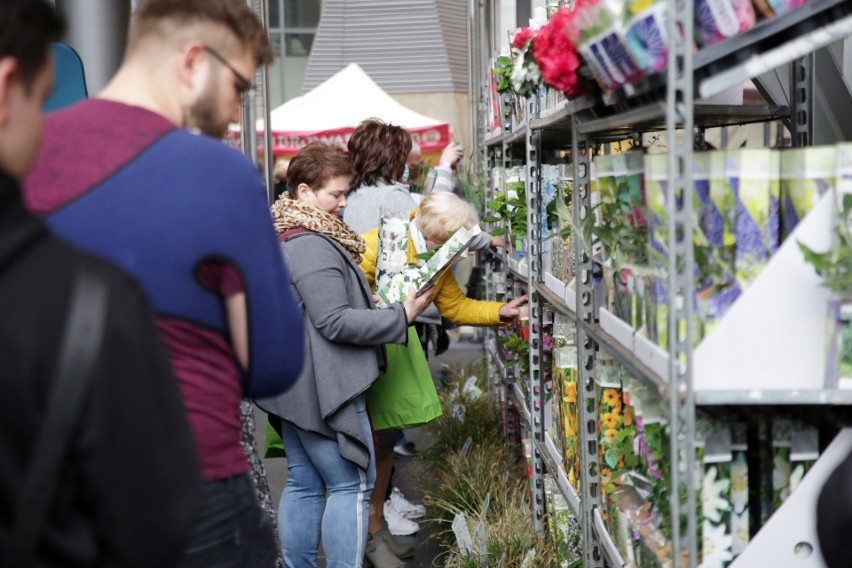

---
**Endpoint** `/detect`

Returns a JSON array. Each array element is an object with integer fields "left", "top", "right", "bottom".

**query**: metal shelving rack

[{"left": 475, "top": 0, "right": 852, "bottom": 566}]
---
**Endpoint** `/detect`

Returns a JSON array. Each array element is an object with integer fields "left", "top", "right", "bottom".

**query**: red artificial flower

[
  {"left": 512, "top": 27, "right": 535, "bottom": 50},
  {"left": 531, "top": 8, "right": 584, "bottom": 96}
]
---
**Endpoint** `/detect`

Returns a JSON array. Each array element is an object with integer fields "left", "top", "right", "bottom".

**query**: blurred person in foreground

[
  {"left": 256, "top": 142, "right": 433, "bottom": 567},
  {"left": 818, "top": 447, "right": 852, "bottom": 567},
  {"left": 22, "top": 1, "right": 305, "bottom": 566},
  {"left": 0, "top": 1, "right": 199, "bottom": 566}
]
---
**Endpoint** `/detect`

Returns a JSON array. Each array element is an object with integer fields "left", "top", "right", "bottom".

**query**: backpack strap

[
  {"left": 278, "top": 227, "right": 310, "bottom": 242},
  {"left": 4, "top": 260, "right": 110, "bottom": 565}
]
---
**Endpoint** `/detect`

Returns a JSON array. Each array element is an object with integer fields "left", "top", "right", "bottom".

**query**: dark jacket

[
  {"left": 256, "top": 232, "right": 408, "bottom": 470},
  {"left": 0, "top": 169, "right": 200, "bottom": 567}
]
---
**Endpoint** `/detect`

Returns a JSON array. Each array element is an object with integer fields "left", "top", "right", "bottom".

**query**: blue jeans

[
  {"left": 279, "top": 396, "right": 375, "bottom": 568},
  {"left": 176, "top": 473, "right": 277, "bottom": 568}
]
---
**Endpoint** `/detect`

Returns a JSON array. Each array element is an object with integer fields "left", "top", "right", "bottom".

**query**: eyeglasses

[{"left": 202, "top": 45, "right": 254, "bottom": 101}]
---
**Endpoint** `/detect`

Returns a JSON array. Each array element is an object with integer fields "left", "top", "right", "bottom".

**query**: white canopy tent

[{"left": 232, "top": 63, "right": 452, "bottom": 157}]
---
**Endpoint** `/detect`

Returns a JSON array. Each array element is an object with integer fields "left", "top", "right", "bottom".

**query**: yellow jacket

[{"left": 360, "top": 226, "right": 504, "bottom": 326}]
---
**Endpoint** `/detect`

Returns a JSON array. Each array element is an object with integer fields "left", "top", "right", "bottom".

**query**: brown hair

[
  {"left": 347, "top": 118, "right": 412, "bottom": 192},
  {"left": 0, "top": 0, "right": 64, "bottom": 91},
  {"left": 286, "top": 142, "right": 354, "bottom": 199},
  {"left": 130, "top": 0, "right": 272, "bottom": 65}
]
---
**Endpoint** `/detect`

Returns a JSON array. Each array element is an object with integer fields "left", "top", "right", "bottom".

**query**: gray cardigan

[
  {"left": 343, "top": 179, "right": 416, "bottom": 234},
  {"left": 343, "top": 178, "right": 491, "bottom": 250},
  {"left": 256, "top": 232, "right": 408, "bottom": 470}
]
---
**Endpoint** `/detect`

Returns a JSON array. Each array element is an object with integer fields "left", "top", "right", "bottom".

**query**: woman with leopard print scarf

[{"left": 255, "top": 142, "right": 433, "bottom": 568}]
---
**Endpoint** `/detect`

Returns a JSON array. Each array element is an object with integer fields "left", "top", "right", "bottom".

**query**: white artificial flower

[
  {"left": 702, "top": 467, "right": 731, "bottom": 524},
  {"left": 731, "top": 512, "right": 749, "bottom": 555},
  {"left": 730, "top": 456, "right": 748, "bottom": 514},
  {"left": 700, "top": 521, "right": 734, "bottom": 568},
  {"left": 772, "top": 455, "right": 791, "bottom": 498},
  {"left": 789, "top": 464, "right": 806, "bottom": 494},
  {"left": 511, "top": 57, "right": 527, "bottom": 93}
]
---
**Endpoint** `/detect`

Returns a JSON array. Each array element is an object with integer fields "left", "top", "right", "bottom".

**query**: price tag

[{"left": 452, "top": 512, "right": 474, "bottom": 557}]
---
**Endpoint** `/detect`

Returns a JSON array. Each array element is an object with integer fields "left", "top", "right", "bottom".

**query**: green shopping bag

[
  {"left": 366, "top": 327, "right": 443, "bottom": 430},
  {"left": 264, "top": 416, "right": 286, "bottom": 458}
]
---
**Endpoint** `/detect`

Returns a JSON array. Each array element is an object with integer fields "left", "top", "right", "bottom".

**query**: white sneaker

[
  {"left": 387, "top": 487, "right": 426, "bottom": 519},
  {"left": 384, "top": 501, "right": 420, "bottom": 536}
]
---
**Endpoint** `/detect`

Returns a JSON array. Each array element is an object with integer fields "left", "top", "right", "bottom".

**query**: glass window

[
  {"left": 285, "top": 33, "right": 315, "bottom": 57},
  {"left": 269, "top": 0, "right": 281, "bottom": 28},
  {"left": 284, "top": 0, "right": 321, "bottom": 29}
]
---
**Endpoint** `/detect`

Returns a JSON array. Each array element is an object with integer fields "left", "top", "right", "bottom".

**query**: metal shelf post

[
  {"left": 666, "top": 0, "right": 697, "bottom": 564},
  {"left": 572, "top": 116, "right": 605, "bottom": 568},
  {"left": 525, "top": 92, "right": 547, "bottom": 536}
]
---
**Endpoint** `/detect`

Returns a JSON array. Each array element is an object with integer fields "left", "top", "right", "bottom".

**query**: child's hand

[{"left": 498, "top": 295, "right": 528, "bottom": 320}]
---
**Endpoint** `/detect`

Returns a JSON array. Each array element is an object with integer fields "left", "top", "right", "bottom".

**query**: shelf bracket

[{"left": 790, "top": 53, "right": 814, "bottom": 148}]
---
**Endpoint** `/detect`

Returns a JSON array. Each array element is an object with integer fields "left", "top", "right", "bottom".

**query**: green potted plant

[{"left": 799, "top": 192, "right": 852, "bottom": 385}]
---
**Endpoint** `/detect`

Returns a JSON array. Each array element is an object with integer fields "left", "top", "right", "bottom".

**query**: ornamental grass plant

[
  {"left": 418, "top": 362, "right": 505, "bottom": 465},
  {"left": 415, "top": 362, "right": 575, "bottom": 567}
]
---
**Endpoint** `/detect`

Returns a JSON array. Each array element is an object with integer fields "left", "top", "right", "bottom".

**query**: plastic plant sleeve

[{"left": 375, "top": 225, "right": 482, "bottom": 308}]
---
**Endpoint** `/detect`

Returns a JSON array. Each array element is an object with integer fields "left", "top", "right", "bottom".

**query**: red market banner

[{"left": 226, "top": 123, "right": 452, "bottom": 156}]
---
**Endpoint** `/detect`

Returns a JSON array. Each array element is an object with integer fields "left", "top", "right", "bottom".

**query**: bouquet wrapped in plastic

[
  {"left": 375, "top": 225, "right": 482, "bottom": 308},
  {"left": 375, "top": 210, "right": 411, "bottom": 291}
]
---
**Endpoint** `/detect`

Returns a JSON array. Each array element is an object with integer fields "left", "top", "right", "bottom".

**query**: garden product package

[
  {"left": 770, "top": 419, "right": 793, "bottom": 512},
  {"left": 694, "top": 0, "right": 755, "bottom": 48},
  {"left": 751, "top": 0, "right": 806, "bottom": 18},
  {"left": 375, "top": 210, "right": 410, "bottom": 291},
  {"left": 694, "top": 152, "right": 740, "bottom": 329},
  {"left": 576, "top": 0, "right": 644, "bottom": 91},
  {"left": 644, "top": 154, "right": 671, "bottom": 348},
  {"left": 375, "top": 225, "right": 482, "bottom": 308},
  {"left": 729, "top": 149, "right": 781, "bottom": 286},
  {"left": 780, "top": 146, "right": 836, "bottom": 239},
  {"left": 829, "top": 143, "right": 852, "bottom": 387},
  {"left": 612, "top": 151, "right": 649, "bottom": 330},
  {"left": 624, "top": 0, "right": 672, "bottom": 75},
  {"left": 696, "top": 420, "right": 734, "bottom": 568},
  {"left": 730, "top": 423, "right": 749, "bottom": 556},
  {"left": 789, "top": 424, "right": 819, "bottom": 495},
  {"left": 555, "top": 347, "right": 580, "bottom": 491}
]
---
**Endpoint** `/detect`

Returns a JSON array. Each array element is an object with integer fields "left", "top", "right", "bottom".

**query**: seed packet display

[
  {"left": 780, "top": 146, "right": 837, "bottom": 239},
  {"left": 611, "top": 152, "right": 649, "bottom": 330},
  {"left": 697, "top": 421, "right": 734, "bottom": 568},
  {"left": 541, "top": 164, "right": 560, "bottom": 240},
  {"left": 624, "top": 0, "right": 671, "bottom": 75},
  {"left": 729, "top": 149, "right": 780, "bottom": 286},
  {"left": 751, "top": 0, "right": 806, "bottom": 18},
  {"left": 694, "top": 0, "right": 755, "bottom": 48},
  {"left": 576, "top": 0, "right": 644, "bottom": 91},
  {"left": 545, "top": 475, "right": 581, "bottom": 565},
  {"left": 789, "top": 424, "right": 819, "bottom": 494},
  {"left": 729, "top": 424, "right": 749, "bottom": 557},
  {"left": 694, "top": 152, "right": 740, "bottom": 328},
  {"left": 830, "top": 144, "right": 852, "bottom": 387},
  {"left": 552, "top": 171, "right": 576, "bottom": 284},
  {"left": 555, "top": 347, "right": 581, "bottom": 491},
  {"left": 770, "top": 419, "right": 794, "bottom": 512},
  {"left": 643, "top": 154, "right": 669, "bottom": 348}
]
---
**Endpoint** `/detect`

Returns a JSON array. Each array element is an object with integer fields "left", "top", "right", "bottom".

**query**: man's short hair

[
  {"left": 347, "top": 118, "right": 413, "bottom": 192},
  {"left": 415, "top": 192, "right": 479, "bottom": 243},
  {"left": 0, "top": 0, "right": 64, "bottom": 90},
  {"left": 286, "top": 142, "right": 354, "bottom": 199},
  {"left": 131, "top": 0, "right": 273, "bottom": 65}
]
